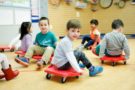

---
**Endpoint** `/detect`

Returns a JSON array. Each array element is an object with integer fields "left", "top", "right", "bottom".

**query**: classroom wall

[
  {"left": 0, "top": 0, "right": 48, "bottom": 45},
  {"left": 48, "top": 1, "right": 135, "bottom": 36}
]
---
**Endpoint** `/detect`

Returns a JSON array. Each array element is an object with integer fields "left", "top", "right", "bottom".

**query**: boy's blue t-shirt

[{"left": 34, "top": 31, "right": 57, "bottom": 48}]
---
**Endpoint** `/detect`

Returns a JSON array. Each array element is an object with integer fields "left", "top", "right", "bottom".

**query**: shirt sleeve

[
  {"left": 61, "top": 40, "right": 82, "bottom": 73},
  {"left": 123, "top": 37, "right": 130, "bottom": 60},
  {"left": 99, "top": 35, "right": 107, "bottom": 58},
  {"left": 25, "top": 34, "right": 33, "bottom": 50},
  {"left": 66, "top": 52, "right": 82, "bottom": 73},
  {"left": 51, "top": 33, "right": 58, "bottom": 45},
  {"left": 8, "top": 34, "right": 20, "bottom": 48},
  {"left": 94, "top": 30, "right": 100, "bottom": 36}
]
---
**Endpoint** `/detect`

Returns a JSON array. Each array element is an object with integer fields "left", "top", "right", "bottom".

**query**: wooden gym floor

[{"left": 0, "top": 39, "right": 135, "bottom": 90}]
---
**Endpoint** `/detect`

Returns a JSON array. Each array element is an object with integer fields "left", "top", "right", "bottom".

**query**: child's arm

[
  {"left": 93, "top": 34, "right": 100, "bottom": 47},
  {"left": 66, "top": 51, "right": 82, "bottom": 73},
  {"left": 123, "top": 37, "right": 130, "bottom": 60},
  {"left": 25, "top": 34, "right": 33, "bottom": 50},
  {"left": 8, "top": 34, "right": 20, "bottom": 48}
]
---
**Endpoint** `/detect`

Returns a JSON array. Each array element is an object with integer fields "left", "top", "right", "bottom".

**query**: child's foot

[
  {"left": 89, "top": 66, "right": 103, "bottom": 76},
  {"left": 15, "top": 57, "right": 29, "bottom": 67},
  {"left": 36, "top": 60, "right": 46, "bottom": 70}
]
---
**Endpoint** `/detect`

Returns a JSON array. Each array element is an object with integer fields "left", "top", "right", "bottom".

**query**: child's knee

[{"left": 46, "top": 46, "right": 54, "bottom": 52}]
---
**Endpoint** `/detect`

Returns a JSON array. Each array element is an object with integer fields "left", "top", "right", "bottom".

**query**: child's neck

[
  {"left": 92, "top": 27, "right": 97, "bottom": 31},
  {"left": 113, "top": 29, "right": 121, "bottom": 32},
  {"left": 42, "top": 30, "right": 48, "bottom": 34},
  {"left": 67, "top": 35, "right": 74, "bottom": 41}
]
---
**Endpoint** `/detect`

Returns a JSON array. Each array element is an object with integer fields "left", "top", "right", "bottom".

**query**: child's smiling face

[
  {"left": 67, "top": 28, "right": 80, "bottom": 41},
  {"left": 39, "top": 20, "right": 49, "bottom": 34},
  {"left": 90, "top": 24, "right": 96, "bottom": 30}
]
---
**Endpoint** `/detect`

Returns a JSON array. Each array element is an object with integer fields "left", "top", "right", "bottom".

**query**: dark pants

[
  {"left": 58, "top": 50, "right": 92, "bottom": 70},
  {"left": 81, "top": 35, "right": 95, "bottom": 48}
]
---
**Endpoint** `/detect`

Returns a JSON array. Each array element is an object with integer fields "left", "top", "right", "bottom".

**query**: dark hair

[
  {"left": 39, "top": 17, "right": 49, "bottom": 25},
  {"left": 90, "top": 19, "right": 98, "bottom": 26},
  {"left": 19, "top": 22, "right": 31, "bottom": 40},
  {"left": 67, "top": 19, "right": 81, "bottom": 30},
  {"left": 112, "top": 19, "right": 124, "bottom": 29}
]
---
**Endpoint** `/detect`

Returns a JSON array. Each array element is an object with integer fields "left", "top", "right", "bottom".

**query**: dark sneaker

[
  {"left": 15, "top": 57, "right": 29, "bottom": 67},
  {"left": 89, "top": 66, "right": 103, "bottom": 76}
]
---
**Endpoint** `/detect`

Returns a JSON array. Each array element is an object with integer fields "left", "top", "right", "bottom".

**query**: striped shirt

[{"left": 99, "top": 30, "right": 130, "bottom": 60}]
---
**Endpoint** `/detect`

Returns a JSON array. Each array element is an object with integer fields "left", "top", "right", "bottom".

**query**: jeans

[
  {"left": 81, "top": 35, "right": 95, "bottom": 48},
  {"left": 58, "top": 50, "right": 92, "bottom": 70}
]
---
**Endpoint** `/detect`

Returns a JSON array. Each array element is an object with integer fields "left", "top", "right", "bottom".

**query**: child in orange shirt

[{"left": 80, "top": 19, "right": 100, "bottom": 49}]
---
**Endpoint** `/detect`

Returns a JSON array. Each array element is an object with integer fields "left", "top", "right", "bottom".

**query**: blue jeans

[{"left": 81, "top": 35, "right": 95, "bottom": 48}]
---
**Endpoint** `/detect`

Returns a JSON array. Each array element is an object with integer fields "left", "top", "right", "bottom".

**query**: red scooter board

[
  {"left": 100, "top": 55, "right": 126, "bottom": 66},
  {"left": 15, "top": 50, "right": 42, "bottom": 60},
  {"left": 0, "top": 46, "right": 14, "bottom": 52},
  {"left": 44, "top": 65, "right": 82, "bottom": 83}
]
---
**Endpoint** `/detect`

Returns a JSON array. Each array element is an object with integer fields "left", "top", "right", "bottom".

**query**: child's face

[
  {"left": 29, "top": 26, "right": 33, "bottom": 33},
  {"left": 67, "top": 28, "right": 80, "bottom": 41},
  {"left": 90, "top": 24, "right": 96, "bottom": 30},
  {"left": 39, "top": 20, "right": 49, "bottom": 34}
]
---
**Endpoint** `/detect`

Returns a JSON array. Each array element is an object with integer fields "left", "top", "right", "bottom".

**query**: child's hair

[
  {"left": 19, "top": 22, "right": 31, "bottom": 40},
  {"left": 39, "top": 17, "right": 49, "bottom": 25},
  {"left": 112, "top": 19, "right": 124, "bottom": 29},
  {"left": 90, "top": 19, "right": 98, "bottom": 26},
  {"left": 67, "top": 19, "right": 81, "bottom": 30}
]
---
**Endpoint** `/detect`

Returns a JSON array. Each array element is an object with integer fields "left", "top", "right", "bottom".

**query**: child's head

[
  {"left": 90, "top": 19, "right": 98, "bottom": 29},
  {"left": 19, "top": 22, "right": 32, "bottom": 40},
  {"left": 39, "top": 17, "right": 50, "bottom": 34},
  {"left": 66, "top": 19, "right": 81, "bottom": 40},
  {"left": 112, "top": 19, "right": 124, "bottom": 31}
]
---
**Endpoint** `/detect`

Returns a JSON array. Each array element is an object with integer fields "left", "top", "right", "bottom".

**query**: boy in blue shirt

[{"left": 15, "top": 17, "right": 57, "bottom": 69}]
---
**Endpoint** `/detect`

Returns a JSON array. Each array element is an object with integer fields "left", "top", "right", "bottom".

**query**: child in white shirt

[{"left": 51, "top": 19, "right": 103, "bottom": 76}]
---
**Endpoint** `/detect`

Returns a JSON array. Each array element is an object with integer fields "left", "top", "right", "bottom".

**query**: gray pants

[{"left": 58, "top": 50, "right": 92, "bottom": 70}]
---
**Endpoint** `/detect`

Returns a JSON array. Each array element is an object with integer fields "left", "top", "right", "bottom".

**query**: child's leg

[
  {"left": 0, "top": 54, "right": 10, "bottom": 69},
  {"left": 36, "top": 46, "right": 54, "bottom": 70},
  {"left": 25, "top": 45, "right": 44, "bottom": 58},
  {"left": 58, "top": 62, "right": 71, "bottom": 70},
  {"left": 81, "top": 35, "right": 91, "bottom": 44},
  {"left": 15, "top": 45, "right": 44, "bottom": 67},
  {"left": 74, "top": 50, "right": 103, "bottom": 76},
  {"left": 74, "top": 50, "right": 92, "bottom": 69},
  {"left": 41, "top": 46, "right": 54, "bottom": 64},
  {"left": 84, "top": 40, "right": 95, "bottom": 48}
]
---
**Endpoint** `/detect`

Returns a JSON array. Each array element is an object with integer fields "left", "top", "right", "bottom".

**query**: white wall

[
  {"left": 0, "top": 0, "right": 48, "bottom": 45},
  {"left": 0, "top": 25, "right": 19, "bottom": 45}
]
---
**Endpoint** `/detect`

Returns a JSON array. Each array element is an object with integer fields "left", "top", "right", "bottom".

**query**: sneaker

[
  {"left": 89, "top": 66, "right": 103, "bottom": 76},
  {"left": 36, "top": 60, "right": 46, "bottom": 70},
  {"left": 15, "top": 57, "right": 29, "bottom": 67},
  {"left": 79, "top": 63, "right": 85, "bottom": 68}
]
